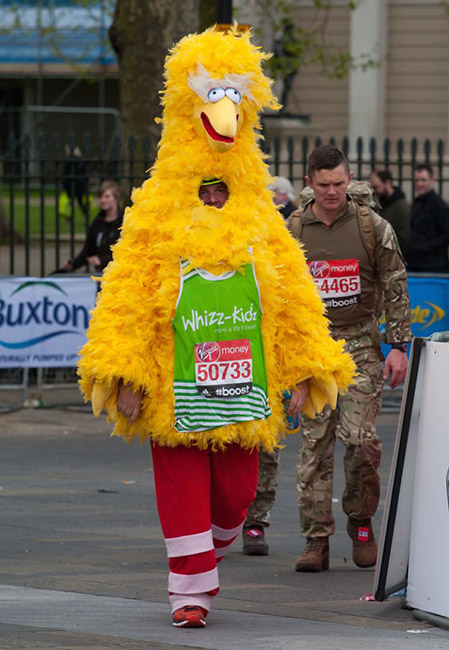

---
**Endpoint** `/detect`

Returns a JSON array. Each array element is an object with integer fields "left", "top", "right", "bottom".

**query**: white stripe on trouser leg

[
  {"left": 211, "top": 521, "right": 244, "bottom": 541},
  {"left": 168, "top": 567, "right": 219, "bottom": 594},
  {"left": 170, "top": 592, "right": 213, "bottom": 614},
  {"left": 215, "top": 540, "right": 234, "bottom": 559},
  {"left": 165, "top": 530, "right": 214, "bottom": 558}
]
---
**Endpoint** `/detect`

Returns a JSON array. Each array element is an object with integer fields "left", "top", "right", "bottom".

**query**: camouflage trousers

[
  {"left": 245, "top": 448, "right": 280, "bottom": 527},
  {"left": 297, "top": 323, "right": 384, "bottom": 538}
]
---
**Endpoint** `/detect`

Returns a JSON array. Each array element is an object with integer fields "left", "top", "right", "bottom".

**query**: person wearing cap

[
  {"left": 78, "top": 28, "right": 355, "bottom": 628},
  {"left": 269, "top": 176, "right": 297, "bottom": 218},
  {"left": 198, "top": 178, "right": 229, "bottom": 208},
  {"left": 115, "top": 177, "right": 277, "bottom": 625}
]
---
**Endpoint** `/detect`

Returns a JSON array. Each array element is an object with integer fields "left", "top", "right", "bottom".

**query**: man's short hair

[
  {"left": 307, "top": 145, "right": 350, "bottom": 178},
  {"left": 415, "top": 163, "right": 434, "bottom": 178},
  {"left": 372, "top": 169, "right": 393, "bottom": 184}
]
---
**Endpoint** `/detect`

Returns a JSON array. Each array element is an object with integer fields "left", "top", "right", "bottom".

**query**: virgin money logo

[
  {"left": 196, "top": 341, "right": 221, "bottom": 362},
  {"left": 309, "top": 261, "right": 331, "bottom": 279}
]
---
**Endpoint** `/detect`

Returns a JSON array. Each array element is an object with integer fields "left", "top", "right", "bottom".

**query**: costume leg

[
  {"left": 337, "top": 342, "right": 383, "bottom": 520},
  {"left": 151, "top": 442, "right": 218, "bottom": 614},
  {"left": 297, "top": 406, "right": 338, "bottom": 538},
  {"left": 245, "top": 448, "right": 280, "bottom": 527},
  {"left": 211, "top": 443, "right": 259, "bottom": 558}
]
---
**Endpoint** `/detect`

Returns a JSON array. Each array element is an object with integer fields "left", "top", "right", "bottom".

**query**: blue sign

[{"left": 381, "top": 273, "right": 449, "bottom": 357}]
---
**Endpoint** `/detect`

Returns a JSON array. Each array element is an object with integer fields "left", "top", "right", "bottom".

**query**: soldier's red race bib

[
  {"left": 194, "top": 339, "right": 253, "bottom": 398},
  {"left": 308, "top": 259, "right": 361, "bottom": 308}
]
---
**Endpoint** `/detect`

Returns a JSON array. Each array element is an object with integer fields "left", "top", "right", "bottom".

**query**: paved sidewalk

[{"left": 1, "top": 402, "right": 448, "bottom": 649}]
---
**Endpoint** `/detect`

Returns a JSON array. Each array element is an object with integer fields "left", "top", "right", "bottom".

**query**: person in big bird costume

[{"left": 78, "top": 26, "right": 355, "bottom": 629}]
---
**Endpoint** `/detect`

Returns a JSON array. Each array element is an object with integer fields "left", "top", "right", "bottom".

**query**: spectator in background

[
  {"left": 403, "top": 164, "right": 449, "bottom": 273},
  {"left": 269, "top": 176, "right": 297, "bottom": 218},
  {"left": 369, "top": 169, "right": 410, "bottom": 249},
  {"left": 64, "top": 180, "right": 123, "bottom": 273},
  {"left": 63, "top": 145, "right": 90, "bottom": 218}
]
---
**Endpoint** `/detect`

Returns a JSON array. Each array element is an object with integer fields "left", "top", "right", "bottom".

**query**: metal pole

[{"left": 218, "top": 0, "right": 232, "bottom": 24}]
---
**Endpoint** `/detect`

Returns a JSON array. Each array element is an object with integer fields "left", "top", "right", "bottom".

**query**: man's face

[
  {"left": 369, "top": 173, "right": 388, "bottom": 200},
  {"left": 414, "top": 170, "right": 434, "bottom": 197},
  {"left": 306, "top": 164, "right": 352, "bottom": 215},
  {"left": 198, "top": 181, "right": 229, "bottom": 209}
]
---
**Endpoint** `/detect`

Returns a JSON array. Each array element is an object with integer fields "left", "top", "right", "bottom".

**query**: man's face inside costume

[
  {"left": 306, "top": 163, "right": 352, "bottom": 215},
  {"left": 198, "top": 181, "right": 229, "bottom": 209}
]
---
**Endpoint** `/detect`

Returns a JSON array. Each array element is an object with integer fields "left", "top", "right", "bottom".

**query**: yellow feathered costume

[{"left": 78, "top": 27, "right": 355, "bottom": 452}]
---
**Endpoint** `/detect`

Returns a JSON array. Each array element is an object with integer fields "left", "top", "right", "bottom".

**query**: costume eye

[
  {"left": 225, "top": 88, "right": 242, "bottom": 104},
  {"left": 208, "top": 88, "right": 225, "bottom": 103}
]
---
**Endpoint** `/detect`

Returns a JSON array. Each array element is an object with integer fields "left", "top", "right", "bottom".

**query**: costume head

[
  {"left": 128, "top": 27, "right": 282, "bottom": 271},
  {"left": 148, "top": 27, "right": 280, "bottom": 189},
  {"left": 160, "top": 26, "right": 279, "bottom": 153}
]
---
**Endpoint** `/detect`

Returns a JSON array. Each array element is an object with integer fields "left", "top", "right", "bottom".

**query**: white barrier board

[
  {"left": 0, "top": 276, "right": 97, "bottom": 368},
  {"left": 407, "top": 341, "right": 449, "bottom": 618},
  {"left": 374, "top": 338, "right": 425, "bottom": 600}
]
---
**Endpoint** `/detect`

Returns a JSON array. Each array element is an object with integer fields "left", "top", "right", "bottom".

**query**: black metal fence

[
  {"left": 1, "top": 131, "right": 449, "bottom": 277},
  {"left": 263, "top": 135, "right": 449, "bottom": 197},
  {"left": 1, "top": 132, "right": 155, "bottom": 277}
]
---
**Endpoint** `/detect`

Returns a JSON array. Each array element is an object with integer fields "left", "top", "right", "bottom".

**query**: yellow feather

[{"left": 78, "top": 29, "right": 356, "bottom": 452}]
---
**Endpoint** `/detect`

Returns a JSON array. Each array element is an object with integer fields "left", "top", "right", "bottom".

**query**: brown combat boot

[
  {"left": 295, "top": 537, "right": 329, "bottom": 572},
  {"left": 346, "top": 518, "right": 377, "bottom": 568}
]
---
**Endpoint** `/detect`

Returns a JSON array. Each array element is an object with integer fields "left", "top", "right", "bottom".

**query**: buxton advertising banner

[{"left": 0, "top": 277, "right": 97, "bottom": 368}]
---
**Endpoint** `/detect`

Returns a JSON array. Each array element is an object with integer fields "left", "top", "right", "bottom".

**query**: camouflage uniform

[
  {"left": 246, "top": 199, "right": 411, "bottom": 536},
  {"left": 245, "top": 448, "right": 280, "bottom": 527},
  {"left": 296, "top": 202, "right": 411, "bottom": 538},
  {"left": 297, "top": 322, "right": 384, "bottom": 537}
]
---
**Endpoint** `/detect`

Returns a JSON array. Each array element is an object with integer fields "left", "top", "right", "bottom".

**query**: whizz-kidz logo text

[
  {"left": 0, "top": 280, "right": 90, "bottom": 349},
  {"left": 182, "top": 303, "right": 258, "bottom": 332}
]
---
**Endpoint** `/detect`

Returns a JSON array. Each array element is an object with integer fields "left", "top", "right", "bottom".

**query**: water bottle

[{"left": 283, "top": 390, "right": 301, "bottom": 434}]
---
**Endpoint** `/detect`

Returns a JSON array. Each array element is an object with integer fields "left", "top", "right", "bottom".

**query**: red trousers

[{"left": 151, "top": 442, "right": 258, "bottom": 613}]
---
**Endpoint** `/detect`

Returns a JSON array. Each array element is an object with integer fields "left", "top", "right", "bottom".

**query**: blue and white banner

[
  {"left": 408, "top": 275, "right": 449, "bottom": 335},
  {"left": 0, "top": 276, "right": 97, "bottom": 368},
  {"left": 381, "top": 274, "right": 449, "bottom": 357}
]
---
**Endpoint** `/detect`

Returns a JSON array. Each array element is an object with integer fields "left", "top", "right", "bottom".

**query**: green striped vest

[{"left": 172, "top": 260, "right": 271, "bottom": 433}]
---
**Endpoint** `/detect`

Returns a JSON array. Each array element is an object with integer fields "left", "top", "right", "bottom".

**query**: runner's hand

[
  {"left": 288, "top": 380, "right": 309, "bottom": 415},
  {"left": 383, "top": 349, "right": 408, "bottom": 389},
  {"left": 117, "top": 380, "right": 143, "bottom": 423}
]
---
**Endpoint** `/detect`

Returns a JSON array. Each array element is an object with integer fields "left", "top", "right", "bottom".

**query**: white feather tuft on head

[{"left": 187, "top": 63, "right": 256, "bottom": 104}]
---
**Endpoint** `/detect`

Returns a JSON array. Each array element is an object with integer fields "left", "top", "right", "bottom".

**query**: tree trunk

[{"left": 109, "top": 0, "right": 199, "bottom": 174}]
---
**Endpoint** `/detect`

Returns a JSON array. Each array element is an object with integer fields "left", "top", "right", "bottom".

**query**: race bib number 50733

[
  {"left": 194, "top": 339, "right": 253, "bottom": 399},
  {"left": 308, "top": 259, "right": 361, "bottom": 309}
]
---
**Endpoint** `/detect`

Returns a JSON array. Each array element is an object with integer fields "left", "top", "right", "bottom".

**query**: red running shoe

[{"left": 172, "top": 605, "right": 208, "bottom": 628}]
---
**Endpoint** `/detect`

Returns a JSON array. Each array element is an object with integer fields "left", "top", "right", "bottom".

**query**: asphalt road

[{"left": 0, "top": 396, "right": 448, "bottom": 649}]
